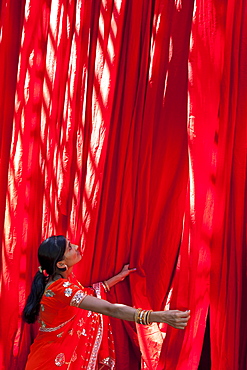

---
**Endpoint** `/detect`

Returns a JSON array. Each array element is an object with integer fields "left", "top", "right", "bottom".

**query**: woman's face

[{"left": 63, "top": 239, "right": 82, "bottom": 268}]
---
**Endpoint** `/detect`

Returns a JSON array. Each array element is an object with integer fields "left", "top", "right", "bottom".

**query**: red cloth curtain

[
  {"left": 159, "top": 1, "right": 247, "bottom": 369},
  {"left": 209, "top": 1, "right": 247, "bottom": 369},
  {"left": 0, "top": 1, "right": 246, "bottom": 370},
  {"left": 157, "top": 1, "right": 247, "bottom": 369}
]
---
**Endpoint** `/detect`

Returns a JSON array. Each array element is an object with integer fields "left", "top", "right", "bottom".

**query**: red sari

[{"left": 25, "top": 277, "right": 115, "bottom": 369}]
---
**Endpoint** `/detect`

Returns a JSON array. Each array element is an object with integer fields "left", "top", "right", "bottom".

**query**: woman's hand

[
  {"left": 118, "top": 264, "right": 137, "bottom": 281},
  {"left": 151, "top": 310, "right": 190, "bottom": 329},
  {"left": 105, "top": 264, "right": 136, "bottom": 289}
]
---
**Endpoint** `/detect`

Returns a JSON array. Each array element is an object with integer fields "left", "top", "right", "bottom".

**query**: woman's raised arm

[{"left": 103, "top": 264, "right": 136, "bottom": 290}]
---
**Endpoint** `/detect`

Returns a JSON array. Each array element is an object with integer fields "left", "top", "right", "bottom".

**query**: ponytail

[
  {"left": 23, "top": 271, "right": 48, "bottom": 323},
  {"left": 23, "top": 235, "right": 66, "bottom": 324}
]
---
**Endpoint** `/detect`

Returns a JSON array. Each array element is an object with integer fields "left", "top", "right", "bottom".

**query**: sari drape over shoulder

[{"left": 25, "top": 277, "right": 115, "bottom": 369}]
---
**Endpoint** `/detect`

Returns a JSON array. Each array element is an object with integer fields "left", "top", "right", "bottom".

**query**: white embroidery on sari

[
  {"left": 39, "top": 315, "right": 75, "bottom": 332},
  {"left": 87, "top": 283, "right": 104, "bottom": 369},
  {"left": 81, "top": 328, "right": 86, "bottom": 336},
  {"left": 44, "top": 290, "right": 55, "bottom": 297},
  {"left": 77, "top": 328, "right": 87, "bottom": 338},
  {"left": 77, "top": 318, "right": 85, "bottom": 326},
  {"left": 63, "top": 281, "right": 71, "bottom": 287},
  {"left": 40, "top": 320, "right": 46, "bottom": 328},
  {"left": 100, "top": 356, "right": 115, "bottom": 369},
  {"left": 55, "top": 353, "right": 65, "bottom": 366},
  {"left": 64, "top": 287, "right": 73, "bottom": 297},
  {"left": 71, "top": 350, "right": 77, "bottom": 362},
  {"left": 70, "top": 290, "right": 87, "bottom": 307}
]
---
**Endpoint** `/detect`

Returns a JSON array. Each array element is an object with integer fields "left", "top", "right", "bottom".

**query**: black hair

[{"left": 23, "top": 235, "right": 67, "bottom": 324}]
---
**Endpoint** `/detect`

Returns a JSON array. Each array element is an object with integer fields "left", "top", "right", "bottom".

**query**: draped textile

[
  {"left": 209, "top": 1, "right": 247, "bottom": 369},
  {"left": 0, "top": 1, "right": 246, "bottom": 370},
  {"left": 157, "top": 2, "right": 247, "bottom": 369}
]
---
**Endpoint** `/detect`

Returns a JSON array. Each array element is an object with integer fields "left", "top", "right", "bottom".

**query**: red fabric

[
  {"left": 209, "top": 1, "right": 247, "bottom": 369},
  {"left": 25, "top": 279, "right": 115, "bottom": 369},
  {"left": 157, "top": 1, "right": 247, "bottom": 369},
  {"left": 157, "top": 0, "right": 223, "bottom": 368},
  {"left": 0, "top": 1, "right": 246, "bottom": 370}
]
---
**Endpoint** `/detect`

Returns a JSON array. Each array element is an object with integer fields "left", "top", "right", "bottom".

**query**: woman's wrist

[
  {"left": 105, "top": 273, "right": 124, "bottom": 289},
  {"left": 102, "top": 280, "right": 110, "bottom": 292},
  {"left": 149, "top": 311, "right": 164, "bottom": 324},
  {"left": 116, "top": 272, "right": 125, "bottom": 281}
]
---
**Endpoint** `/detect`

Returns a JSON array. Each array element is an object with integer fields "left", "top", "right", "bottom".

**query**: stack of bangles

[
  {"left": 102, "top": 280, "right": 110, "bottom": 292},
  {"left": 135, "top": 308, "right": 153, "bottom": 326}
]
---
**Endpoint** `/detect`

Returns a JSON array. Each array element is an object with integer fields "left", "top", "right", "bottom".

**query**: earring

[{"left": 57, "top": 264, "right": 68, "bottom": 272}]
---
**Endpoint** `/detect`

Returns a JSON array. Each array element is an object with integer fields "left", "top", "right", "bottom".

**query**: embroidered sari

[{"left": 25, "top": 277, "right": 115, "bottom": 369}]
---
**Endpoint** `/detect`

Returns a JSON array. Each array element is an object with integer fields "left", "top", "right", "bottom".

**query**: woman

[{"left": 23, "top": 235, "right": 190, "bottom": 369}]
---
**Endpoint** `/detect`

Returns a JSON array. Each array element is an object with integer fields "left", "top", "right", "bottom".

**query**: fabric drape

[
  {"left": 0, "top": 1, "right": 246, "bottom": 369},
  {"left": 209, "top": 1, "right": 247, "bottom": 369}
]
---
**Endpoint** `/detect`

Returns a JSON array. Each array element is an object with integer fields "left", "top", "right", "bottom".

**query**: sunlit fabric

[{"left": 0, "top": 1, "right": 246, "bottom": 369}]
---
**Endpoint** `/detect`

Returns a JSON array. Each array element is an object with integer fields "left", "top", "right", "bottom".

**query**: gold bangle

[
  {"left": 139, "top": 310, "right": 146, "bottom": 325},
  {"left": 135, "top": 308, "right": 142, "bottom": 323},
  {"left": 146, "top": 310, "right": 153, "bottom": 325},
  {"left": 103, "top": 280, "right": 110, "bottom": 292},
  {"left": 143, "top": 310, "right": 149, "bottom": 325},
  {"left": 134, "top": 309, "right": 153, "bottom": 325},
  {"left": 138, "top": 309, "right": 143, "bottom": 324}
]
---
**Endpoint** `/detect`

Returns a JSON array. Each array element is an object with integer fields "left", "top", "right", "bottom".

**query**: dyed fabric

[
  {"left": 0, "top": 0, "right": 247, "bottom": 369},
  {"left": 25, "top": 278, "right": 115, "bottom": 369}
]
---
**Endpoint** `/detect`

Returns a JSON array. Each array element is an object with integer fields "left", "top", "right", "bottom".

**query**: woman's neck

[{"left": 53, "top": 267, "right": 73, "bottom": 280}]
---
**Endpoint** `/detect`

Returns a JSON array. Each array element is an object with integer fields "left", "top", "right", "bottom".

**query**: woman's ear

[{"left": 56, "top": 260, "right": 66, "bottom": 269}]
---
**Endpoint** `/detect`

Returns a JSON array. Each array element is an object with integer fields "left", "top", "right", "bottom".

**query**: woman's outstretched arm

[{"left": 79, "top": 295, "right": 190, "bottom": 330}]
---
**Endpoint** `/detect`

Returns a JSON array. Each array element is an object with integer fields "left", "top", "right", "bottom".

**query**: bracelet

[
  {"left": 139, "top": 310, "right": 146, "bottom": 325},
  {"left": 103, "top": 280, "right": 110, "bottom": 292},
  {"left": 142, "top": 310, "right": 149, "bottom": 325},
  {"left": 134, "top": 309, "right": 153, "bottom": 325},
  {"left": 146, "top": 310, "right": 153, "bottom": 325},
  {"left": 134, "top": 308, "right": 142, "bottom": 323}
]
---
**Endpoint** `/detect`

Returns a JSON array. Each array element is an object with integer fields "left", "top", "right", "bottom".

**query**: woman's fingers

[
  {"left": 121, "top": 264, "right": 137, "bottom": 277},
  {"left": 162, "top": 310, "right": 190, "bottom": 329},
  {"left": 177, "top": 310, "right": 190, "bottom": 317},
  {"left": 128, "top": 267, "right": 137, "bottom": 273},
  {"left": 124, "top": 264, "right": 136, "bottom": 271}
]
